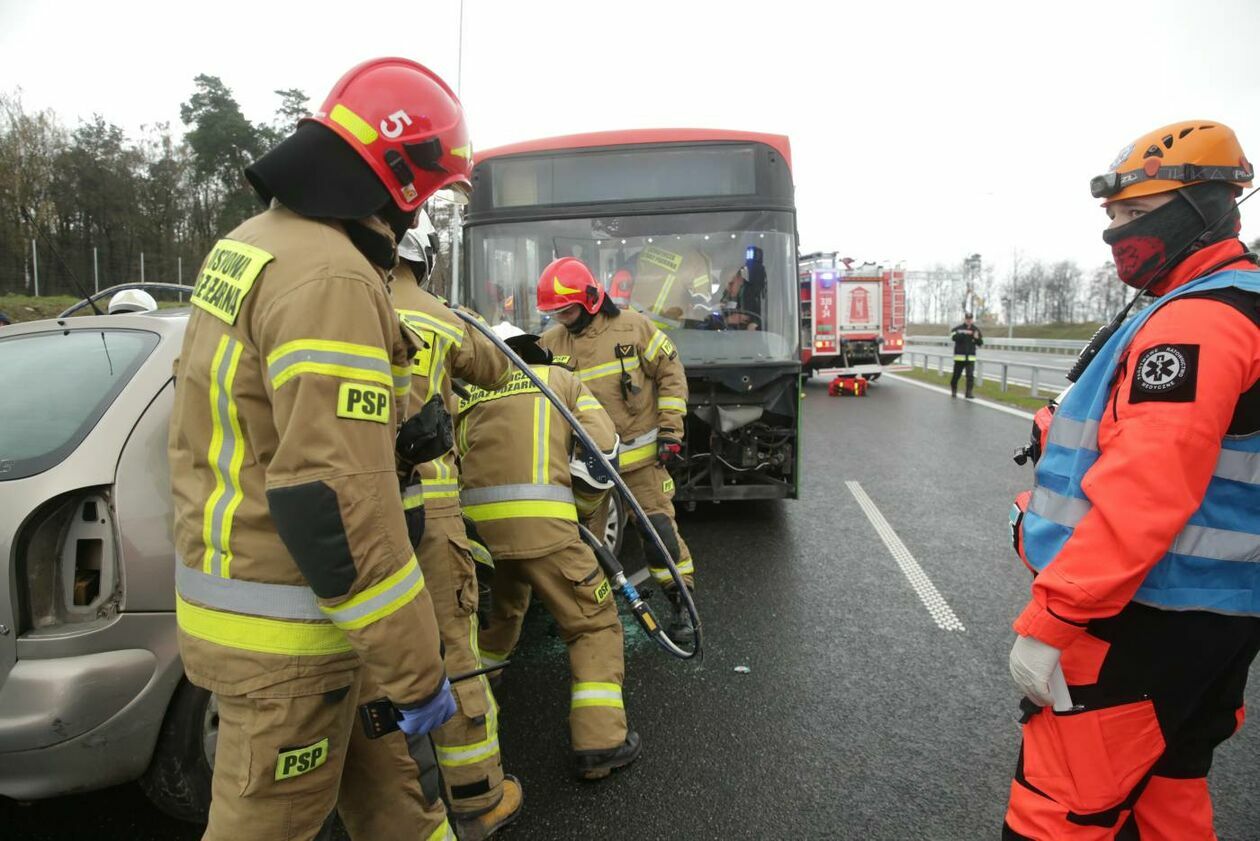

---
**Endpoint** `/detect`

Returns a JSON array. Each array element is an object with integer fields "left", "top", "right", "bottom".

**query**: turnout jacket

[
  {"left": 539, "top": 308, "right": 687, "bottom": 472},
  {"left": 1015, "top": 240, "right": 1260, "bottom": 650},
  {"left": 456, "top": 365, "right": 616, "bottom": 560},
  {"left": 391, "top": 264, "right": 511, "bottom": 519},
  {"left": 950, "top": 322, "right": 983, "bottom": 359},
  {"left": 169, "top": 205, "right": 446, "bottom": 704}
]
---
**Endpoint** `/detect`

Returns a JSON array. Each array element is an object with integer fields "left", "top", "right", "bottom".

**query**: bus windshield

[{"left": 463, "top": 210, "right": 798, "bottom": 365}]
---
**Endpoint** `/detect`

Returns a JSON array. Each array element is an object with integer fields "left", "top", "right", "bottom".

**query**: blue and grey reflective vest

[{"left": 1023, "top": 269, "right": 1260, "bottom": 616}]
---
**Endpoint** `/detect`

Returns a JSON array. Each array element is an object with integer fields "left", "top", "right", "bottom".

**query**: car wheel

[
  {"left": 605, "top": 491, "right": 625, "bottom": 558},
  {"left": 139, "top": 678, "right": 216, "bottom": 823}
]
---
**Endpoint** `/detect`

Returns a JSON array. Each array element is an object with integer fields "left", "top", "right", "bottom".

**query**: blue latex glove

[{"left": 396, "top": 679, "right": 457, "bottom": 737}]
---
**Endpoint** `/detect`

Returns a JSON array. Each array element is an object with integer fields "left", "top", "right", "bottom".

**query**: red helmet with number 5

[
  {"left": 536, "top": 257, "right": 605, "bottom": 314},
  {"left": 308, "top": 57, "right": 472, "bottom": 212}
]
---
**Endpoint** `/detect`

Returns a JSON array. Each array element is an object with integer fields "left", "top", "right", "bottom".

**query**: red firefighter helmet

[
  {"left": 536, "top": 257, "right": 605, "bottom": 314},
  {"left": 307, "top": 57, "right": 472, "bottom": 212}
]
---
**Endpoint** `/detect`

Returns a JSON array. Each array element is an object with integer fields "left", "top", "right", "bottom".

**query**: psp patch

[
  {"left": 1130, "top": 343, "right": 1199, "bottom": 404},
  {"left": 338, "top": 382, "right": 391, "bottom": 423},
  {"left": 275, "top": 737, "right": 329, "bottom": 781}
]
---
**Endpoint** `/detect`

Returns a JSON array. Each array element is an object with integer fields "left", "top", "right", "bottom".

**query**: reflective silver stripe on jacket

[
  {"left": 1046, "top": 416, "right": 1099, "bottom": 452},
  {"left": 1169, "top": 525, "right": 1260, "bottom": 563},
  {"left": 619, "top": 428, "right": 658, "bottom": 453},
  {"left": 1027, "top": 487, "right": 1091, "bottom": 528},
  {"left": 1214, "top": 447, "right": 1260, "bottom": 485},
  {"left": 321, "top": 561, "right": 424, "bottom": 627},
  {"left": 177, "top": 562, "right": 326, "bottom": 621},
  {"left": 460, "top": 483, "right": 576, "bottom": 506},
  {"left": 266, "top": 347, "right": 393, "bottom": 385}
]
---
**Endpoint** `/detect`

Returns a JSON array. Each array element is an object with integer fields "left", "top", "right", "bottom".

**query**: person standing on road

[
  {"left": 391, "top": 214, "right": 538, "bottom": 839},
  {"left": 949, "top": 312, "right": 982, "bottom": 398},
  {"left": 536, "top": 257, "right": 698, "bottom": 643},
  {"left": 1004, "top": 119, "right": 1260, "bottom": 840},
  {"left": 458, "top": 326, "right": 642, "bottom": 781},
  {"left": 169, "top": 58, "right": 473, "bottom": 841}
]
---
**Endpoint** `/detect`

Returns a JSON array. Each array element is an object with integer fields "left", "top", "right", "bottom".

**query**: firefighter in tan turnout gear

[
  {"left": 391, "top": 215, "right": 549, "bottom": 838},
  {"left": 536, "top": 256, "right": 697, "bottom": 643},
  {"left": 169, "top": 58, "right": 472, "bottom": 841},
  {"left": 460, "top": 324, "right": 642, "bottom": 780}
]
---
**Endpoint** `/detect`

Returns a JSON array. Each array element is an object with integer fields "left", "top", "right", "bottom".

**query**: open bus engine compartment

[{"left": 674, "top": 364, "right": 799, "bottom": 502}]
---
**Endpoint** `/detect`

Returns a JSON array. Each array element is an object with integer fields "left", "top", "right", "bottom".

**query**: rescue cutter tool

[{"left": 451, "top": 309, "right": 702, "bottom": 661}]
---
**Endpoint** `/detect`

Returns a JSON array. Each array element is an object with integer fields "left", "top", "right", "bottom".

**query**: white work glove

[{"left": 1009, "top": 635, "right": 1064, "bottom": 708}]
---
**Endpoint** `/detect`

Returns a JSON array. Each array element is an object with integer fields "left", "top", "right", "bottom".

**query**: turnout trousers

[
  {"left": 477, "top": 540, "right": 629, "bottom": 753},
  {"left": 587, "top": 463, "right": 696, "bottom": 590},
  {"left": 413, "top": 511, "right": 506, "bottom": 815},
  {"left": 206, "top": 668, "right": 452, "bottom": 841},
  {"left": 1003, "top": 603, "right": 1260, "bottom": 840},
  {"left": 950, "top": 359, "right": 975, "bottom": 395}
]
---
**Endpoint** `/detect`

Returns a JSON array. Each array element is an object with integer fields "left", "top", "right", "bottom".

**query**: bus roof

[{"left": 477, "top": 129, "right": 792, "bottom": 171}]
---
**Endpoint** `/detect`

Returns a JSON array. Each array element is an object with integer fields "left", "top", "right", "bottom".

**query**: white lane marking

[
  {"left": 846, "top": 481, "right": 966, "bottom": 632},
  {"left": 884, "top": 373, "right": 1035, "bottom": 421}
]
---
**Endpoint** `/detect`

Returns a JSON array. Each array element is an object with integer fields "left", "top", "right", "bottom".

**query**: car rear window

[{"left": 0, "top": 329, "right": 159, "bottom": 480}]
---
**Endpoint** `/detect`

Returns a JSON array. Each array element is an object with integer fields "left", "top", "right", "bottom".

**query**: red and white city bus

[{"left": 458, "top": 129, "right": 801, "bottom": 502}]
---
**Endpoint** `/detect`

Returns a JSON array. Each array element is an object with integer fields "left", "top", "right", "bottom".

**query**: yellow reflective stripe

[
  {"left": 421, "top": 481, "right": 461, "bottom": 501},
  {"left": 645, "top": 330, "right": 668, "bottom": 360},
  {"left": 576, "top": 395, "right": 603, "bottom": 412},
  {"left": 657, "top": 396, "right": 687, "bottom": 414},
  {"left": 571, "top": 681, "right": 624, "bottom": 709},
  {"left": 398, "top": 309, "right": 464, "bottom": 346},
  {"left": 650, "top": 558, "right": 695, "bottom": 582},
  {"left": 464, "top": 500, "right": 578, "bottom": 522},
  {"left": 393, "top": 364, "right": 411, "bottom": 398},
  {"left": 651, "top": 273, "right": 677, "bottom": 313},
  {"left": 329, "top": 103, "right": 378, "bottom": 145},
  {"left": 202, "top": 336, "right": 246, "bottom": 577},
  {"left": 176, "top": 595, "right": 352, "bottom": 656},
  {"left": 320, "top": 557, "right": 425, "bottom": 631},
  {"left": 532, "top": 395, "right": 551, "bottom": 485},
  {"left": 479, "top": 647, "right": 509, "bottom": 666},
  {"left": 424, "top": 819, "right": 456, "bottom": 841},
  {"left": 403, "top": 484, "right": 425, "bottom": 511},
  {"left": 579, "top": 356, "right": 639, "bottom": 382},
  {"left": 620, "top": 441, "right": 658, "bottom": 468},
  {"left": 267, "top": 339, "right": 393, "bottom": 390}
]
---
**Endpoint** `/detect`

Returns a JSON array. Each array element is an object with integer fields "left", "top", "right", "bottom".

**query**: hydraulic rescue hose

[{"left": 452, "top": 310, "right": 702, "bottom": 660}]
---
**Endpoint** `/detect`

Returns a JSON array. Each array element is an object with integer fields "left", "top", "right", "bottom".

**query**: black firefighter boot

[
  {"left": 575, "top": 730, "right": 643, "bottom": 781},
  {"left": 965, "top": 383, "right": 975, "bottom": 399},
  {"left": 950, "top": 381, "right": 958, "bottom": 398},
  {"left": 666, "top": 586, "right": 696, "bottom": 645}
]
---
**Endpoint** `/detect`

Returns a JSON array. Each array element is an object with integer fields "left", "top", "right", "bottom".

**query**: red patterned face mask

[{"left": 1102, "top": 184, "right": 1241, "bottom": 290}]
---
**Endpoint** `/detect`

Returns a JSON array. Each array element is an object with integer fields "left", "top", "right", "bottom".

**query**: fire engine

[{"left": 799, "top": 253, "right": 906, "bottom": 377}]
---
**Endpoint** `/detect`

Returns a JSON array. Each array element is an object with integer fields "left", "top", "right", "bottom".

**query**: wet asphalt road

[{"left": 4, "top": 376, "right": 1258, "bottom": 839}]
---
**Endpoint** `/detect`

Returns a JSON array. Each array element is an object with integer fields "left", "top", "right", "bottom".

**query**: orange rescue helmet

[
  {"left": 536, "top": 257, "right": 606, "bottom": 314},
  {"left": 308, "top": 57, "right": 472, "bottom": 212},
  {"left": 1091, "top": 120, "right": 1253, "bottom": 205}
]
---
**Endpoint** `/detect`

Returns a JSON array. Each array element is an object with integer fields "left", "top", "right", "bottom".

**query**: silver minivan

[
  {"left": 0, "top": 305, "right": 215, "bottom": 819},
  {"left": 0, "top": 296, "right": 628, "bottom": 820}
]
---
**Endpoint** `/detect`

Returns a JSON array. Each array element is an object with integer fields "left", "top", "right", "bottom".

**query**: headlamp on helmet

[{"left": 1090, "top": 120, "right": 1253, "bottom": 204}]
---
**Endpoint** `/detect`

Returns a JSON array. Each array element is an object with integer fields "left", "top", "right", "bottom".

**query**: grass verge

[{"left": 890, "top": 365, "right": 1057, "bottom": 413}]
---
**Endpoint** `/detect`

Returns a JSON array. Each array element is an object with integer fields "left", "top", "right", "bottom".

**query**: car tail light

[{"left": 15, "top": 488, "right": 119, "bottom": 632}]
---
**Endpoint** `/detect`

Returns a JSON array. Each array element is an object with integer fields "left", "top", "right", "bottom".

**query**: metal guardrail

[
  {"left": 907, "top": 335, "right": 1088, "bottom": 355},
  {"left": 903, "top": 350, "right": 1070, "bottom": 398}
]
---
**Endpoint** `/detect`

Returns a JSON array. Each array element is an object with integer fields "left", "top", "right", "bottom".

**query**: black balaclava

[
  {"left": 1101, "top": 182, "right": 1241, "bottom": 290},
  {"left": 245, "top": 122, "right": 413, "bottom": 269}
]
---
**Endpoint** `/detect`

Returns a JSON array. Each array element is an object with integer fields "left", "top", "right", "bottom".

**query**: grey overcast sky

[{"left": 3, "top": 0, "right": 1259, "bottom": 280}]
